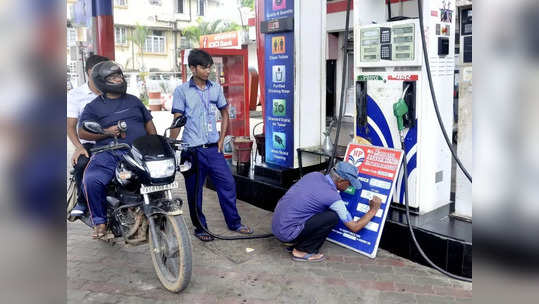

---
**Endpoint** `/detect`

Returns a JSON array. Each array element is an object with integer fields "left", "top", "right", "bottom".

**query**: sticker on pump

[{"left": 388, "top": 74, "right": 418, "bottom": 81}]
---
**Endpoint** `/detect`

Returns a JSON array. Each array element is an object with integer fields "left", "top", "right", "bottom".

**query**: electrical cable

[
  {"left": 189, "top": 149, "right": 273, "bottom": 240},
  {"left": 401, "top": 139, "right": 472, "bottom": 282},
  {"left": 326, "top": 0, "right": 352, "bottom": 174},
  {"left": 417, "top": 0, "right": 472, "bottom": 182}
]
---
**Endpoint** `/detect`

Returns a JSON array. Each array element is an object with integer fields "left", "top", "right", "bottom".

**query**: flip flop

[
  {"left": 292, "top": 253, "right": 326, "bottom": 262},
  {"left": 194, "top": 231, "right": 214, "bottom": 242},
  {"left": 234, "top": 224, "right": 253, "bottom": 235}
]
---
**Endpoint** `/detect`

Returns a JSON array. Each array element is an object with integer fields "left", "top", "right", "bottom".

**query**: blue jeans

[
  {"left": 182, "top": 146, "right": 242, "bottom": 233},
  {"left": 82, "top": 149, "right": 128, "bottom": 226}
]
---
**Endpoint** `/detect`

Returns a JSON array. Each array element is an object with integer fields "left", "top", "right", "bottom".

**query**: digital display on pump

[
  {"left": 393, "top": 27, "right": 414, "bottom": 35},
  {"left": 394, "top": 36, "right": 412, "bottom": 43},
  {"left": 361, "top": 39, "right": 379, "bottom": 46},
  {"left": 362, "top": 30, "right": 379, "bottom": 38}
]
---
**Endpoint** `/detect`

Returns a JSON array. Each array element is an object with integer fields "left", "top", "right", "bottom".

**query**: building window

[
  {"left": 177, "top": 0, "right": 184, "bottom": 14},
  {"left": 198, "top": 0, "right": 205, "bottom": 16},
  {"left": 114, "top": 0, "right": 128, "bottom": 6},
  {"left": 67, "top": 27, "right": 77, "bottom": 47},
  {"left": 115, "top": 26, "right": 128, "bottom": 45},
  {"left": 144, "top": 31, "right": 165, "bottom": 53}
]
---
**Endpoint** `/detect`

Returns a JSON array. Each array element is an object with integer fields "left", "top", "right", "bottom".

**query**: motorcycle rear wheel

[{"left": 149, "top": 214, "right": 192, "bottom": 292}]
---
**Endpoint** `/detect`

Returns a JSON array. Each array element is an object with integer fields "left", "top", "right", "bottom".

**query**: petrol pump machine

[{"left": 353, "top": 0, "right": 456, "bottom": 214}]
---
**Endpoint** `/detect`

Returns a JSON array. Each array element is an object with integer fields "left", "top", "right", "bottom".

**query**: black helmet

[{"left": 91, "top": 61, "right": 127, "bottom": 95}]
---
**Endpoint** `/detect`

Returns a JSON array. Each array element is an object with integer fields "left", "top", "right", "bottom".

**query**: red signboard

[{"left": 199, "top": 31, "right": 241, "bottom": 49}]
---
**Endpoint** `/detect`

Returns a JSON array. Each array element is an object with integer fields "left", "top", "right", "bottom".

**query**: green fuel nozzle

[
  {"left": 393, "top": 98, "right": 408, "bottom": 132},
  {"left": 393, "top": 85, "right": 411, "bottom": 140}
]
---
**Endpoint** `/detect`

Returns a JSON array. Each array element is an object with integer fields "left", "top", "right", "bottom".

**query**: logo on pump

[
  {"left": 347, "top": 148, "right": 365, "bottom": 168},
  {"left": 272, "top": 0, "right": 286, "bottom": 10},
  {"left": 272, "top": 36, "right": 286, "bottom": 54}
]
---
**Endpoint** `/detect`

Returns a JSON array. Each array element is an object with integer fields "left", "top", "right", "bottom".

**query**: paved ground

[{"left": 67, "top": 112, "right": 472, "bottom": 303}]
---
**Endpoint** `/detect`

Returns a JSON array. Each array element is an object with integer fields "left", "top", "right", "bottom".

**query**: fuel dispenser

[{"left": 353, "top": 0, "right": 456, "bottom": 214}]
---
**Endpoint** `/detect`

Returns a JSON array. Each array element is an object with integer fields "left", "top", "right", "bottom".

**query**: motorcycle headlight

[{"left": 146, "top": 159, "right": 176, "bottom": 178}]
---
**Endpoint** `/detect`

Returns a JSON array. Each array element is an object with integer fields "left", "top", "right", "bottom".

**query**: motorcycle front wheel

[{"left": 149, "top": 214, "right": 192, "bottom": 292}]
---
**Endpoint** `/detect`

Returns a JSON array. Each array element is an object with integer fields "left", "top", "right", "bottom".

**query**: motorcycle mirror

[
  {"left": 171, "top": 115, "right": 187, "bottom": 129},
  {"left": 82, "top": 121, "right": 105, "bottom": 135}
]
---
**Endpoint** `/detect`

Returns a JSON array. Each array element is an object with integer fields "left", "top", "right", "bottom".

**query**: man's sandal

[
  {"left": 292, "top": 253, "right": 326, "bottom": 262},
  {"left": 234, "top": 224, "right": 253, "bottom": 234},
  {"left": 194, "top": 231, "right": 214, "bottom": 242}
]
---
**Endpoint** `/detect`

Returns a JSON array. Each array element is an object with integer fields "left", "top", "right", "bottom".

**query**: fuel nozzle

[{"left": 393, "top": 85, "right": 410, "bottom": 140}]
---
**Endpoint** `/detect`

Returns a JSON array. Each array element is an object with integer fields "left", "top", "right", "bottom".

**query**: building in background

[{"left": 66, "top": 0, "right": 252, "bottom": 84}]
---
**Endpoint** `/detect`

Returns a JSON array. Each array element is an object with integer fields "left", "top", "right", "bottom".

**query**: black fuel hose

[
  {"left": 401, "top": 139, "right": 472, "bottom": 282},
  {"left": 417, "top": 0, "right": 472, "bottom": 182},
  {"left": 326, "top": 0, "right": 352, "bottom": 174},
  {"left": 189, "top": 149, "right": 273, "bottom": 240}
]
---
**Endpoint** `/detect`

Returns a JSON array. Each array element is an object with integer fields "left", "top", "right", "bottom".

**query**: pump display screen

[
  {"left": 364, "top": 47, "right": 377, "bottom": 53},
  {"left": 394, "top": 36, "right": 412, "bottom": 43},
  {"left": 395, "top": 53, "right": 410, "bottom": 58},
  {"left": 393, "top": 27, "right": 414, "bottom": 35},
  {"left": 362, "top": 30, "right": 379, "bottom": 38},
  {"left": 396, "top": 45, "right": 410, "bottom": 51},
  {"left": 361, "top": 39, "right": 379, "bottom": 46}
]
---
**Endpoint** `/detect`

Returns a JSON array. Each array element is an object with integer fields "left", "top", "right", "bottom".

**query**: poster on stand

[
  {"left": 327, "top": 144, "right": 404, "bottom": 258},
  {"left": 263, "top": 0, "right": 294, "bottom": 168}
]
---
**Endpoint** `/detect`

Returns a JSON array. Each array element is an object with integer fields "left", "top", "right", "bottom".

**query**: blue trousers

[
  {"left": 182, "top": 146, "right": 242, "bottom": 233},
  {"left": 82, "top": 150, "right": 127, "bottom": 226}
]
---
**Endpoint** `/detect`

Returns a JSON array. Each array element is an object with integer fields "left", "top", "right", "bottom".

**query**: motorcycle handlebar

[
  {"left": 167, "top": 138, "right": 189, "bottom": 150},
  {"left": 90, "top": 143, "right": 131, "bottom": 154}
]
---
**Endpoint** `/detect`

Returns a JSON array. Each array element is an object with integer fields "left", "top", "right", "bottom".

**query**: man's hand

[
  {"left": 369, "top": 196, "right": 382, "bottom": 213},
  {"left": 217, "top": 138, "right": 225, "bottom": 153},
  {"left": 104, "top": 125, "right": 120, "bottom": 137},
  {"left": 71, "top": 147, "right": 89, "bottom": 166}
]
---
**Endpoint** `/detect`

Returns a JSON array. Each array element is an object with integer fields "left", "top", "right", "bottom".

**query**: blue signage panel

[
  {"left": 264, "top": 0, "right": 294, "bottom": 167},
  {"left": 327, "top": 144, "right": 404, "bottom": 258}
]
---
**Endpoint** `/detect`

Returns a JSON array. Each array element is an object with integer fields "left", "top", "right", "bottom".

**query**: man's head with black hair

[
  {"left": 85, "top": 55, "right": 109, "bottom": 75},
  {"left": 187, "top": 49, "right": 213, "bottom": 68},
  {"left": 188, "top": 49, "right": 213, "bottom": 84}
]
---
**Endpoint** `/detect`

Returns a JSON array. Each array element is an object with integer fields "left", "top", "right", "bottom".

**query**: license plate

[{"left": 140, "top": 181, "right": 178, "bottom": 194}]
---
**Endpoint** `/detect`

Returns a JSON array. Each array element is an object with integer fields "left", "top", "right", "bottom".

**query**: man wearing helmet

[
  {"left": 67, "top": 55, "right": 109, "bottom": 217},
  {"left": 78, "top": 61, "right": 157, "bottom": 239}
]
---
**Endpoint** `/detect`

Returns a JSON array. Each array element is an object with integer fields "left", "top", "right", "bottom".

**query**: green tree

[
  {"left": 127, "top": 23, "right": 150, "bottom": 71},
  {"left": 240, "top": 0, "right": 254, "bottom": 10},
  {"left": 181, "top": 17, "right": 241, "bottom": 47},
  {"left": 127, "top": 23, "right": 150, "bottom": 101}
]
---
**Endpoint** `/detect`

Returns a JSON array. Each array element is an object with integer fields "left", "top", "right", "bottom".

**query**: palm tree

[
  {"left": 181, "top": 17, "right": 241, "bottom": 48},
  {"left": 127, "top": 23, "right": 150, "bottom": 71},
  {"left": 127, "top": 24, "right": 151, "bottom": 102}
]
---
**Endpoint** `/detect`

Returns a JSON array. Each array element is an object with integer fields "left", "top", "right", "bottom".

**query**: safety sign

[{"left": 327, "top": 144, "right": 403, "bottom": 258}]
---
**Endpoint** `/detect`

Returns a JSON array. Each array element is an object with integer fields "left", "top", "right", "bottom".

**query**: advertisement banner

[
  {"left": 199, "top": 31, "right": 241, "bottom": 49},
  {"left": 327, "top": 144, "right": 404, "bottom": 258},
  {"left": 264, "top": 0, "right": 294, "bottom": 167}
]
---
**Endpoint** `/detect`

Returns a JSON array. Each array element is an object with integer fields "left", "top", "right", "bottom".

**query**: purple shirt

[{"left": 272, "top": 172, "right": 342, "bottom": 242}]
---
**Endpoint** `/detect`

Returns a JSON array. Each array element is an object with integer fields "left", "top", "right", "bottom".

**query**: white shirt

[{"left": 67, "top": 82, "right": 97, "bottom": 144}]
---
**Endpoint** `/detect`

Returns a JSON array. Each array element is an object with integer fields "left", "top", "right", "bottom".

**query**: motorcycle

[{"left": 68, "top": 116, "right": 193, "bottom": 293}]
